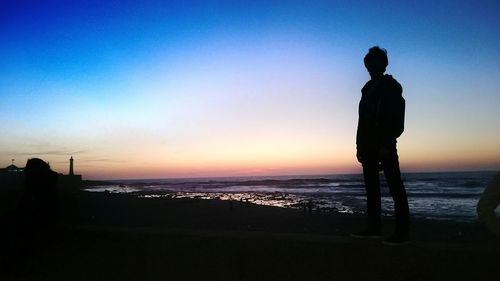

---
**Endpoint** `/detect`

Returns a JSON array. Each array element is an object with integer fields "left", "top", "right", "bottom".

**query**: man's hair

[{"left": 364, "top": 46, "right": 388, "bottom": 68}]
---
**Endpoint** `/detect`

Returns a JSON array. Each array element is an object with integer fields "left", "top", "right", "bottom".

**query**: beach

[{"left": 1, "top": 190, "right": 499, "bottom": 281}]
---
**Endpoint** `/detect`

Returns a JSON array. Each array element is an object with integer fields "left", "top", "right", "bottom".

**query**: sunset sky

[{"left": 1, "top": 0, "right": 500, "bottom": 179}]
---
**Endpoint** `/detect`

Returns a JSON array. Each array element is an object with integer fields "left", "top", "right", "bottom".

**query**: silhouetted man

[{"left": 352, "top": 46, "right": 410, "bottom": 245}]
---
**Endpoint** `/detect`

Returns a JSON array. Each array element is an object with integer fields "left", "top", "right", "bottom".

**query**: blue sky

[{"left": 1, "top": 0, "right": 500, "bottom": 179}]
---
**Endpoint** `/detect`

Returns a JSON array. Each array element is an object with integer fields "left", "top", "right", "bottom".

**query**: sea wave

[{"left": 84, "top": 171, "right": 497, "bottom": 222}]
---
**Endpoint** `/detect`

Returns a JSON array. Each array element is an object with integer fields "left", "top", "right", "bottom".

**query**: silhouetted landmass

[
  {"left": 1, "top": 159, "right": 499, "bottom": 280},
  {"left": 1, "top": 187, "right": 499, "bottom": 280}
]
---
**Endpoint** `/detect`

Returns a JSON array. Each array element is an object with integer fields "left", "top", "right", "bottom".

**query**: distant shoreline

[{"left": 85, "top": 169, "right": 498, "bottom": 183}]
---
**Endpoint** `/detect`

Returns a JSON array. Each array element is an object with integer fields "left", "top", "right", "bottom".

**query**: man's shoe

[
  {"left": 350, "top": 229, "right": 382, "bottom": 239},
  {"left": 382, "top": 232, "right": 409, "bottom": 246}
]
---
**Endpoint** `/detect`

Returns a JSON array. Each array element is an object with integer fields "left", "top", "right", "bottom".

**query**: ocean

[{"left": 84, "top": 171, "right": 498, "bottom": 223}]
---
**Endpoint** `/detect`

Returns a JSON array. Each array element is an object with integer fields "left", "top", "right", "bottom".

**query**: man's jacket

[{"left": 356, "top": 74, "right": 405, "bottom": 152}]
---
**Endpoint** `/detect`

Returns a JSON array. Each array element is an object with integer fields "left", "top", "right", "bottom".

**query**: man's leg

[
  {"left": 362, "top": 160, "right": 382, "bottom": 232},
  {"left": 351, "top": 159, "right": 382, "bottom": 238},
  {"left": 381, "top": 147, "right": 410, "bottom": 238}
]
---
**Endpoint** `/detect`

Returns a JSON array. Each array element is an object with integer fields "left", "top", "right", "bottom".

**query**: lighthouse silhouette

[
  {"left": 58, "top": 156, "right": 82, "bottom": 189},
  {"left": 69, "top": 156, "right": 74, "bottom": 176}
]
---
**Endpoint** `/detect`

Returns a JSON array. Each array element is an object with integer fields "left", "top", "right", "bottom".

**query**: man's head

[{"left": 364, "top": 46, "right": 388, "bottom": 78}]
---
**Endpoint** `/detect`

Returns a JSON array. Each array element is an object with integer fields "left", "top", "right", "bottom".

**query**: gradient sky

[{"left": 1, "top": 0, "right": 500, "bottom": 179}]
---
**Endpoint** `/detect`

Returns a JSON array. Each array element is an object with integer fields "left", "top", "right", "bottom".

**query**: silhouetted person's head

[
  {"left": 364, "top": 46, "right": 388, "bottom": 79},
  {"left": 24, "top": 158, "right": 57, "bottom": 192},
  {"left": 25, "top": 158, "right": 51, "bottom": 178}
]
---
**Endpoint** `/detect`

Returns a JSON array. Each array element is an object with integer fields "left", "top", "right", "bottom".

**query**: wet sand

[{"left": 1, "top": 190, "right": 499, "bottom": 280}]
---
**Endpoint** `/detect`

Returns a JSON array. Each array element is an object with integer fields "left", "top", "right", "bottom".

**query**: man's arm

[
  {"left": 477, "top": 172, "right": 500, "bottom": 237},
  {"left": 378, "top": 81, "right": 404, "bottom": 146}
]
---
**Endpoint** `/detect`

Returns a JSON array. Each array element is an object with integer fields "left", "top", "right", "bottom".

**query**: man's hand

[{"left": 379, "top": 146, "right": 392, "bottom": 160}]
